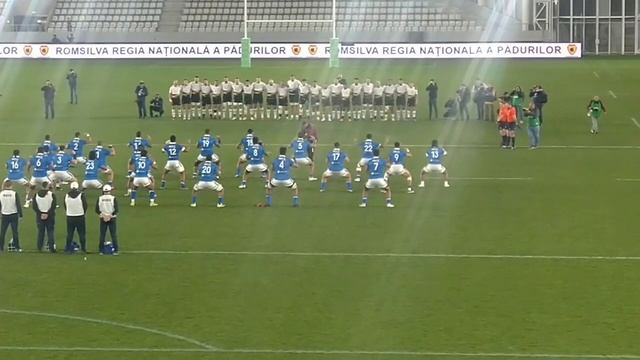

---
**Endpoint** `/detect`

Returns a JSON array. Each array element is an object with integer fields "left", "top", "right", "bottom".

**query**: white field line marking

[
  {"left": 0, "top": 309, "right": 215, "bottom": 350},
  {"left": 615, "top": 178, "right": 640, "bottom": 182},
  {"left": 593, "top": 71, "right": 600, "bottom": 79},
  {"left": 3, "top": 143, "right": 640, "bottom": 149},
  {"left": 125, "top": 250, "right": 640, "bottom": 261},
  {"left": 449, "top": 177, "right": 532, "bottom": 181},
  {"left": 631, "top": 117, "right": 640, "bottom": 129},
  {"left": 608, "top": 90, "right": 618, "bottom": 99},
  {"left": 1, "top": 346, "right": 640, "bottom": 359}
]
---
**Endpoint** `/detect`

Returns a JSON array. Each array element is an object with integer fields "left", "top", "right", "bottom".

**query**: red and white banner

[{"left": 0, "top": 42, "right": 581, "bottom": 59}]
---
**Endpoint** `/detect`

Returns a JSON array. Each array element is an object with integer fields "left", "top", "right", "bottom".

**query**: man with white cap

[
  {"left": 64, "top": 181, "right": 87, "bottom": 253},
  {"left": 95, "top": 184, "right": 119, "bottom": 255}
]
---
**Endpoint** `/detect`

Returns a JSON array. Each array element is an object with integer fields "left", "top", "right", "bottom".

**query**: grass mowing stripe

[
  {"left": 631, "top": 117, "right": 640, "bottom": 129},
  {"left": 124, "top": 250, "right": 640, "bottom": 261},
  {"left": 0, "top": 309, "right": 216, "bottom": 350},
  {"left": 1, "top": 346, "right": 640, "bottom": 359}
]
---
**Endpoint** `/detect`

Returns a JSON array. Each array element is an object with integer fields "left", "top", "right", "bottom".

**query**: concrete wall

[
  {"left": 9, "top": 0, "right": 56, "bottom": 16},
  {"left": 0, "top": 30, "right": 552, "bottom": 43}
]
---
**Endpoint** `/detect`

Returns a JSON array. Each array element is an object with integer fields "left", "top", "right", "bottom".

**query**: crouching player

[
  {"left": 386, "top": 142, "right": 414, "bottom": 193},
  {"left": 291, "top": 133, "right": 317, "bottom": 181},
  {"left": 51, "top": 145, "right": 77, "bottom": 189},
  {"left": 239, "top": 137, "right": 269, "bottom": 189},
  {"left": 419, "top": 140, "right": 450, "bottom": 188},
  {"left": 235, "top": 129, "right": 255, "bottom": 177},
  {"left": 82, "top": 151, "right": 110, "bottom": 191},
  {"left": 130, "top": 150, "right": 158, "bottom": 207},
  {"left": 360, "top": 148, "right": 394, "bottom": 208},
  {"left": 320, "top": 142, "right": 353, "bottom": 192},
  {"left": 266, "top": 147, "right": 299, "bottom": 207},
  {"left": 191, "top": 155, "right": 225, "bottom": 208},
  {"left": 161, "top": 135, "right": 187, "bottom": 190}
]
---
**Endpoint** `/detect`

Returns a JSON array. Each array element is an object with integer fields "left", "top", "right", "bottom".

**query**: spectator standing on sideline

[
  {"left": 472, "top": 79, "right": 486, "bottom": 120},
  {"left": 149, "top": 94, "right": 164, "bottom": 117},
  {"left": 96, "top": 184, "right": 119, "bottom": 255},
  {"left": 426, "top": 79, "right": 438, "bottom": 120},
  {"left": 510, "top": 86, "right": 525, "bottom": 122},
  {"left": 64, "top": 181, "right": 87, "bottom": 253},
  {"left": 33, "top": 182, "right": 56, "bottom": 253},
  {"left": 135, "top": 80, "right": 149, "bottom": 118},
  {"left": 0, "top": 180, "right": 23, "bottom": 252},
  {"left": 41, "top": 80, "right": 56, "bottom": 119},
  {"left": 529, "top": 85, "right": 548, "bottom": 125},
  {"left": 525, "top": 107, "right": 541, "bottom": 149},
  {"left": 67, "top": 33, "right": 74, "bottom": 43},
  {"left": 66, "top": 69, "right": 78, "bottom": 104},
  {"left": 587, "top": 95, "right": 606, "bottom": 134},
  {"left": 51, "top": 34, "right": 62, "bottom": 43},
  {"left": 457, "top": 84, "right": 471, "bottom": 121}
]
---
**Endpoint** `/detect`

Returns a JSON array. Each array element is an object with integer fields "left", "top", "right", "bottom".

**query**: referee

[
  {"left": 64, "top": 181, "right": 87, "bottom": 253},
  {"left": 0, "top": 180, "right": 23, "bottom": 252}
]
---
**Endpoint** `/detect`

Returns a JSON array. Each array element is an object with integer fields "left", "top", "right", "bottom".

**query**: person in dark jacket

[
  {"left": 149, "top": 94, "right": 164, "bottom": 117},
  {"left": 457, "top": 84, "right": 471, "bottom": 121},
  {"left": 66, "top": 69, "right": 78, "bottom": 104},
  {"left": 41, "top": 80, "right": 56, "bottom": 119},
  {"left": 95, "top": 185, "right": 119, "bottom": 255},
  {"left": 32, "top": 182, "right": 56, "bottom": 252},
  {"left": 426, "top": 79, "right": 438, "bottom": 120},
  {"left": 135, "top": 81, "right": 149, "bottom": 118},
  {"left": 64, "top": 181, "right": 88, "bottom": 253},
  {"left": 0, "top": 180, "right": 23, "bottom": 252},
  {"left": 529, "top": 85, "right": 548, "bottom": 125}
]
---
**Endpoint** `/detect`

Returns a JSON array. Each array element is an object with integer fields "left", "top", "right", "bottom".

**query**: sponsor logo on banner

[{"left": 0, "top": 42, "right": 582, "bottom": 59}]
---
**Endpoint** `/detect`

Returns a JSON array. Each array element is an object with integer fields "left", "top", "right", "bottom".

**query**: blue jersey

[
  {"left": 162, "top": 143, "right": 185, "bottom": 161},
  {"left": 67, "top": 138, "right": 87, "bottom": 157},
  {"left": 240, "top": 134, "right": 255, "bottom": 155},
  {"left": 134, "top": 156, "right": 154, "bottom": 177},
  {"left": 128, "top": 137, "right": 151, "bottom": 153},
  {"left": 426, "top": 147, "right": 447, "bottom": 165},
  {"left": 247, "top": 145, "right": 266, "bottom": 165},
  {"left": 30, "top": 154, "right": 50, "bottom": 178},
  {"left": 93, "top": 146, "right": 112, "bottom": 167},
  {"left": 327, "top": 149, "right": 347, "bottom": 171},
  {"left": 6, "top": 156, "right": 26, "bottom": 180},
  {"left": 291, "top": 138, "right": 311, "bottom": 159},
  {"left": 367, "top": 157, "right": 386, "bottom": 179},
  {"left": 198, "top": 135, "right": 218, "bottom": 156},
  {"left": 53, "top": 152, "right": 73, "bottom": 171},
  {"left": 361, "top": 139, "right": 381, "bottom": 158},
  {"left": 84, "top": 160, "right": 103, "bottom": 180},
  {"left": 42, "top": 140, "right": 57, "bottom": 154},
  {"left": 389, "top": 148, "right": 407, "bottom": 165},
  {"left": 198, "top": 161, "right": 219, "bottom": 182},
  {"left": 272, "top": 156, "right": 295, "bottom": 181},
  {"left": 130, "top": 151, "right": 141, "bottom": 166}
]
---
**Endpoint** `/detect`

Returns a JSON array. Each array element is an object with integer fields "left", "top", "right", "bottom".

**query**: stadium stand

[
  {"left": 48, "top": 0, "right": 164, "bottom": 32},
  {"left": 178, "top": 0, "right": 481, "bottom": 33}
]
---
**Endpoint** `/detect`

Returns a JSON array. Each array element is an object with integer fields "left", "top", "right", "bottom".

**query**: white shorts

[
  {"left": 323, "top": 169, "right": 350, "bottom": 177},
  {"left": 387, "top": 164, "right": 408, "bottom": 176},
  {"left": 29, "top": 176, "right": 50, "bottom": 186},
  {"left": 239, "top": 153, "right": 248, "bottom": 162},
  {"left": 82, "top": 179, "right": 103, "bottom": 189},
  {"left": 193, "top": 180, "right": 223, "bottom": 192},
  {"left": 133, "top": 177, "right": 152, "bottom": 188},
  {"left": 51, "top": 171, "right": 76, "bottom": 182},
  {"left": 294, "top": 157, "right": 312, "bottom": 166},
  {"left": 269, "top": 178, "right": 297, "bottom": 189},
  {"left": 358, "top": 158, "right": 372, "bottom": 167},
  {"left": 197, "top": 154, "right": 219, "bottom": 163},
  {"left": 164, "top": 160, "right": 185, "bottom": 173},
  {"left": 365, "top": 178, "right": 388, "bottom": 189},
  {"left": 423, "top": 164, "right": 446, "bottom": 174},
  {"left": 75, "top": 156, "right": 86, "bottom": 164},
  {"left": 4, "top": 177, "right": 28, "bottom": 186},
  {"left": 245, "top": 163, "right": 268, "bottom": 173}
]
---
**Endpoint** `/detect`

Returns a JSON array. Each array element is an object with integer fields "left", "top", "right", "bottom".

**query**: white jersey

[
  {"left": 242, "top": 84, "right": 253, "bottom": 94},
  {"left": 396, "top": 84, "right": 408, "bottom": 95},
  {"left": 373, "top": 86, "right": 384, "bottom": 97},
  {"left": 180, "top": 84, "right": 191, "bottom": 95},
  {"left": 211, "top": 84, "right": 222, "bottom": 96},
  {"left": 299, "top": 83, "right": 310, "bottom": 95},
  {"left": 277, "top": 86, "right": 288, "bottom": 97},
  {"left": 384, "top": 85, "right": 396, "bottom": 95},
  {"left": 321, "top": 88, "right": 331, "bottom": 98},
  {"left": 351, "top": 84, "right": 363, "bottom": 96},
  {"left": 266, "top": 84, "right": 277, "bottom": 95},
  {"left": 407, "top": 87, "right": 418, "bottom": 97},
  {"left": 363, "top": 83, "right": 374, "bottom": 95},
  {"left": 221, "top": 81, "right": 232, "bottom": 93},
  {"left": 169, "top": 85, "right": 181, "bottom": 97},
  {"left": 253, "top": 81, "right": 266, "bottom": 93},
  {"left": 341, "top": 88, "right": 352, "bottom": 99},
  {"left": 232, "top": 83, "right": 243, "bottom": 94},
  {"left": 310, "top": 85, "right": 321, "bottom": 96},
  {"left": 287, "top": 79, "right": 301, "bottom": 91},
  {"left": 201, "top": 84, "right": 212, "bottom": 95},
  {"left": 190, "top": 81, "right": 202, "bottom": 93},
  {"left": 329, "top": 84, "right": 343, "bottom": 96}
]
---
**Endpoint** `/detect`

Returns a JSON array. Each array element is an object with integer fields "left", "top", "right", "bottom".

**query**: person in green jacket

[
  {"left": 510, "top": 86, "right": 525, "bottom": 123},
  {"left": 525, "top": 106, "right": 541, "bottom": 149},
  {"left": 587, "top": 96, "right": 606, "bottom": 134}
]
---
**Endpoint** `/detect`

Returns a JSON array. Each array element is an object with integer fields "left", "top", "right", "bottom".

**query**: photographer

[{"left": 529, "top": 85, "right": 548, "bottom": 125}]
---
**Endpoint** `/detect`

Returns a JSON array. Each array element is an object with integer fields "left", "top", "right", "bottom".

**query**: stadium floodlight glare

[{"left": 241, "top": 0, "right": 339, "bottom": 68}]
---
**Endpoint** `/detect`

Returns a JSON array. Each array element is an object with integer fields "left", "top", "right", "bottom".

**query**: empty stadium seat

[{"left": 48, "top": 0, "right": 162, "bottom": 32}]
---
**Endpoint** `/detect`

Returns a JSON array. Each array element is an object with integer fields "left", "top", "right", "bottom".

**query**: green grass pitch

[{"left": 1, "top": 57, "right": 640, "bottom": 360}]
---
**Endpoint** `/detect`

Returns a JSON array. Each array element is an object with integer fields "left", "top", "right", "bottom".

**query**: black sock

[
  {"left": 511, "top": 137, "right": 515, "bottom": 147},
  {"left": 501, "top": 135, "right": 507, "bottom": 146}
]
